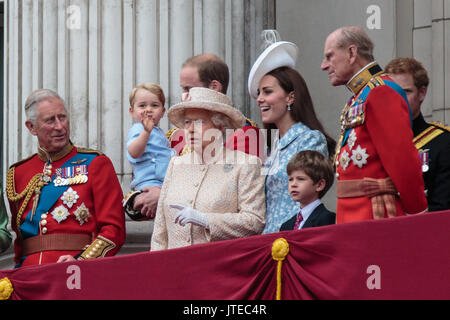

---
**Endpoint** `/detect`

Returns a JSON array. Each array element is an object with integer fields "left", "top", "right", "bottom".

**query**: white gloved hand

[{"left": 170, "top": 204, "right": 209, "bottom": 229}]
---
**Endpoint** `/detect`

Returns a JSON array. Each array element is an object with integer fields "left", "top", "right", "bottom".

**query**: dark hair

[
  {"left": 286, "top": 150, "right": 334, "bottom": 198},
  {"left": 183, "top": 54, "right": 229, "bottom": 94},
  {"left": 265, "top": 67, "right": 336, "bottom": 157}
]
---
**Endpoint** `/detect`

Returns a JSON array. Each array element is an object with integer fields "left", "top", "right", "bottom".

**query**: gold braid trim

[
  {"left": 76, "top": 147, "right": 103, "bottom": 156},
  {"left": 166, "top": 128, "right": 179, "bottom": 141},
  {"left": 245, "top": 118, "right": 259, "bottom": 128},
  {"left": 430, "top": 122, "right": 450, "bottom": 133},
  {"left": 6, "top": 167, "right": 44, "bottom": 234},
  {"left": 78, "top": 236, "right": 115, "bottom": 260}
]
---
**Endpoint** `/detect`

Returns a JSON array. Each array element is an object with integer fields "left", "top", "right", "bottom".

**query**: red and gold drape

[{"left": 1, "top": 210, "right": 449, "bottom": 300}]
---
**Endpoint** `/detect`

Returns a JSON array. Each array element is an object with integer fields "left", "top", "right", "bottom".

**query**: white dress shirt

[{"left": 297, "top": 199, "right": 322, "bottom": 229}]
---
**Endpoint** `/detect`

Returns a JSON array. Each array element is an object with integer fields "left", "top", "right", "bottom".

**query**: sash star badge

[
  {"left": 351, "top": 145, "right": 369, "bottom": 168},
  {"left": 339, "top": 150, "right": 350, "bottom": 171},
  {"left": 50, "top": 205, "right": 70, "bottom": 223},
  {"left": 61, "top": 187, "right": 79, "bottom": 208},
  {"left": 74, "top": 203, "right": 90, "bottom": 226},
  {"left": 347, "top": 129, "right": 357, "bottom": 150}
]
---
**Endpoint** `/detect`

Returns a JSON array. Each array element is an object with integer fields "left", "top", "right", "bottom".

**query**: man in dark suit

[
  {"left": 386, "top": 58, "right": 450, "bottom": 211},
  {"left": 279, "top": 150, "right": 336, "bottom": 232}
]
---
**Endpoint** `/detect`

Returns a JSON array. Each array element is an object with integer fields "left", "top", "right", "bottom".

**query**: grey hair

[
  {"left": 337, "top": 26, "right": 374, "bottom": 62},
  {"left": 24, "top": 89, "right": 67, "bottom": 125},
  {"left": 211, "top": 112, "right": 234, "bottom": 139}
]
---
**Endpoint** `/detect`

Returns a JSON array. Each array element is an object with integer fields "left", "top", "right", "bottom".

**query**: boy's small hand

[{"left": 142, "top": 114, "right": 155, "bottom": 133}]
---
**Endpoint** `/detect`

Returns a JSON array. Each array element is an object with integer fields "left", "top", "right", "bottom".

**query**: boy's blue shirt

[{"left": 127, "top": 122, "right": 175, "bottom": 190}]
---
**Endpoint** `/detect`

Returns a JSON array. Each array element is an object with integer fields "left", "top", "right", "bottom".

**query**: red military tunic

[
  {"left": 335, "top": 62, "right": 427, "bottom": 223},
  {"left": 6, "top": 144, "right": 125, "bottom": 267}
]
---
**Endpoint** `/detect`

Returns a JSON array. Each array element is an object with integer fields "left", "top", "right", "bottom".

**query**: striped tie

[{"left": 294, "top": 211, "right": 303, "bottom": 230}]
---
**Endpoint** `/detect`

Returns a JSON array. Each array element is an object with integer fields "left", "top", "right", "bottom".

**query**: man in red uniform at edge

[
  {"left": 320, "top": 26, "right": 427, "bottom": 223},
  {"left": 6, "top": 89, "right": 125, "bottom": 267},
  {"left": 132, "top": 54, "right": 262, "bottom": 219}
]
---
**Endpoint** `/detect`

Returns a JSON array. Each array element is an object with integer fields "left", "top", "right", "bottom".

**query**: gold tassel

[
  {"left": 271, "top": 238, "right": 289, "bottom": 300},
  {"left": 0, "top": 278, "right": 14, "bottom": 300}
]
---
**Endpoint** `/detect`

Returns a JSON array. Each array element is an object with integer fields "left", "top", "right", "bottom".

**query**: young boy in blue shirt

[{"left": 123, "top": 83, "right": 174, "bottom": 220}]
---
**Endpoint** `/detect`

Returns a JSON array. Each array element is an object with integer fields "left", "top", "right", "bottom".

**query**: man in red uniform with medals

[
  {"left": 321, "top": 26, "right": 427, "bottom": 223},
  {"left": 6, "top": 89, "right": 125, "bottom": 267}
]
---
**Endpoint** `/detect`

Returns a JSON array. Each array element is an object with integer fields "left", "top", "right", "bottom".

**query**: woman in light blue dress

[{"left": 248, "top": 42, "right": 336, "bottom": 234}]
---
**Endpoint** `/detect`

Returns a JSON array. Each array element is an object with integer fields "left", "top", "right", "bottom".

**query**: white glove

[{"left": 170, "top": 204, "right": 209, "bottom": 229}]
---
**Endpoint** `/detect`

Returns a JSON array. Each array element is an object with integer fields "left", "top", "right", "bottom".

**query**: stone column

[
  {"left": 2, "top": 0, "right": 275, "bottom": 264},
  {"left": 411, "top": 0, "right": 450, "bottom": 123}
]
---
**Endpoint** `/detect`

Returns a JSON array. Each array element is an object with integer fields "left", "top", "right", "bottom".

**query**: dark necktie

[{"left": 293, "top": 210, "right": 303, "bottom": 230}]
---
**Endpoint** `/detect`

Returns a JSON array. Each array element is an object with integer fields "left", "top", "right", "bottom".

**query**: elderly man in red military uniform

[
  {"left": 321, "top": 26, "right": 427, "bottom": 223},
  {"left": 6, "top": 89, "right": 125, "bottom": 267}
]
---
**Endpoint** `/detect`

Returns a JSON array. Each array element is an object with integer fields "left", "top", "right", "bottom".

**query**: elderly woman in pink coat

[{"left": 150, "top": 87, "right": 265, "bottom": 251}]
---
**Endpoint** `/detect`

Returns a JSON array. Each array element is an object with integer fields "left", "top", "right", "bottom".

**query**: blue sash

[
  {"left": 383, "top": 79, "right": 413, "bottom": 125},
  {"left": 20, "top": 153, "right": 97, "bottom": 240}
]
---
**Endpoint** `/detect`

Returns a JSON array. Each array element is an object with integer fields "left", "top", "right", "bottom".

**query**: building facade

[{"left": 1, "top": 0, "right": 449, "bottom": 269}]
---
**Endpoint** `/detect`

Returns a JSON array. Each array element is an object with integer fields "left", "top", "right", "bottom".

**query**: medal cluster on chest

[
  {"left": 36, "top": 161, "right": 91, "bottom": 228},
  {"left": 335, "top": 97, "right": 370, "bottom": 173}
]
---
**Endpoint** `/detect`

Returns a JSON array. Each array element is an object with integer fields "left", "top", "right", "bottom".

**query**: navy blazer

[{"left": 279, "top": 203, "right": 336, "bottom": 231}]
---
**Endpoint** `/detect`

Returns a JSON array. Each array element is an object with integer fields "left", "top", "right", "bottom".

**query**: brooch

[{"left": 223, "top": 164, "right": 233, "bottom": 173}]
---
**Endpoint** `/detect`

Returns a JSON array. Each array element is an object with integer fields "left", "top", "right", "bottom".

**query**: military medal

[
  {"left": 351, "top": 145, "right": 369, "bottom": 168},
  {"left": 50, "top": 205, "right": 70, "bottom": 223},
  {"left": 339, "top": 150, "right": 350, "bottom": 171},
  {"left": 74, "top": 203, "right": 90, "bottom": 226},
  {"left": 61, "top": 187, "right": 79, "bottom": 208},
  {"left": 42, "top": 163, "right": 53, "bottom": 184},
  {"left": 54, "top": 165, "right": 88, "bottom": 186},
  {"left": 347, "top": 129, "right": 357, "bottom": 150},
  {"left": 419, "top": 149, "right": 429, "bottom": 172}
]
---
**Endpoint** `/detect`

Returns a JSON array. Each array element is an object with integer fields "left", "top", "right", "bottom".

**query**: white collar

[{"left": 299, "top": 199, "right": 322, "bottom": 223}]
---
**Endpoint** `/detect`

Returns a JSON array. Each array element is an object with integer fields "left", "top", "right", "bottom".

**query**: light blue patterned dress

[{"left": 262, "top": 122, "right": 328, "bottom": 234}]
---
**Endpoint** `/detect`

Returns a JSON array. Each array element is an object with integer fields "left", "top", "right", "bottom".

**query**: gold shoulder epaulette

[
  {"left": 367, "top": 76, "right": 385, "bottom": 89},
  {"left": 76, "top": 147, "right": 103, "bottom": 156},
  {"left": 245, "top": 118, "right": 259, "bottom": 128},
  {"left": 8, "top": 154, "right": 36, "bottom": 169},
  {"left": 430, "top": 122, "right": 450, "bottom": 133},
  {"left": 166, "top": 128, "right": 180, "bottom": 141}
]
